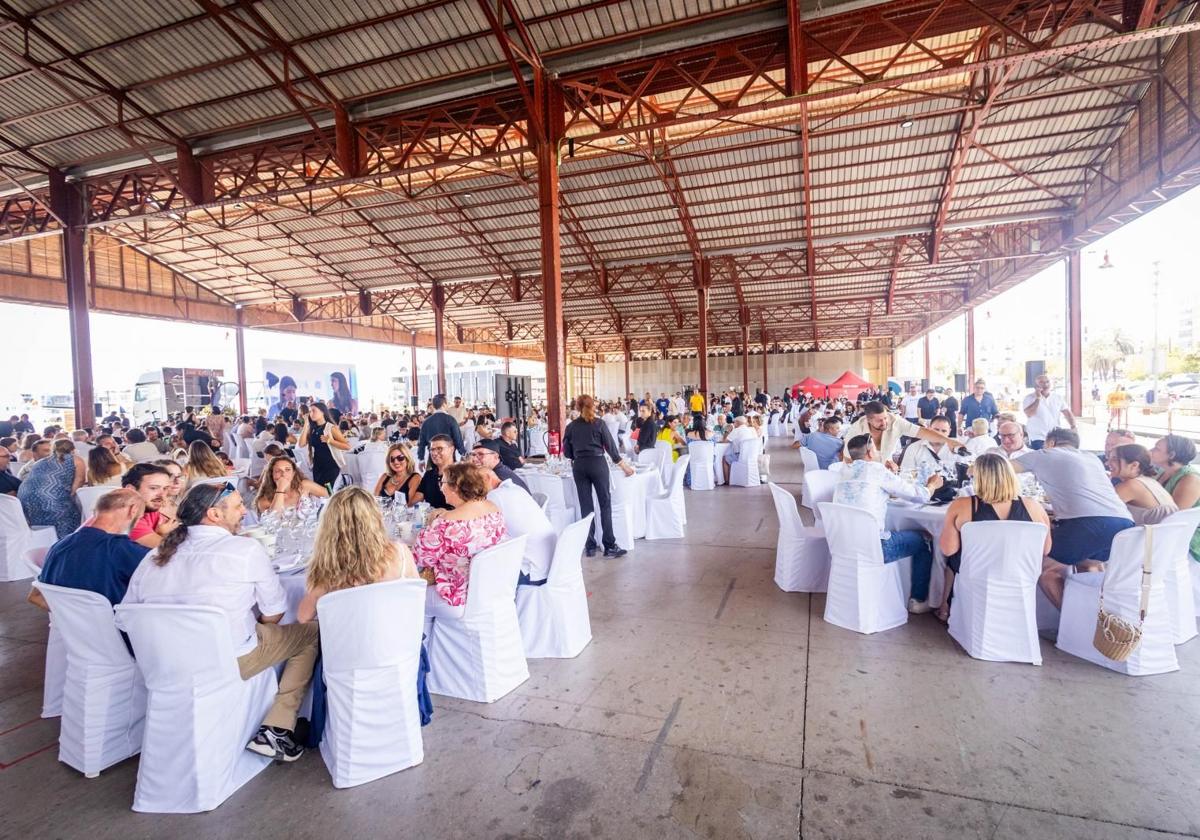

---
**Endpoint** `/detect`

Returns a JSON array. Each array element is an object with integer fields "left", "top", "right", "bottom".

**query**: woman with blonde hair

[
  {"left": 256, "top": 455, "right": 329, "bottom": 514},
  {"left": 374, "top": 442, "right": 421, "bottom": 505},
  {"left": 935, "top": 453, "right": 1051, "bottom": 623},
  {"left": 184, "top": 439, "right": 228, "bottom": 485},
  {"left": 86, "top": 445, "right": 126, "bottom": 487},
  {"left": 297, "top": 486, "right": 419, "bottom": 622}
]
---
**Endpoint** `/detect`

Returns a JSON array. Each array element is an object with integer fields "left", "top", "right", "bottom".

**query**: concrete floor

[{"left": 1, "top": 438, "right": 1198, "bottom": 839}]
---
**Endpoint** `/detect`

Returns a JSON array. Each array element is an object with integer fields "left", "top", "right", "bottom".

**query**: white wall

[{"left": 592, "top": 349, "right": 866, "bottom": 398}]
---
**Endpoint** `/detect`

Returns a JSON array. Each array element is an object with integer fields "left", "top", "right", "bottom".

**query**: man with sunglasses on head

[{"left": 122, "top": 481, "right": 318, "bottom": 763}]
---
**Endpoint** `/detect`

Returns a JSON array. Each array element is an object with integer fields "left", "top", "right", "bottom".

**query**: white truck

[{"left": 132, "top": 368, "right": 225, "bottom": 426}]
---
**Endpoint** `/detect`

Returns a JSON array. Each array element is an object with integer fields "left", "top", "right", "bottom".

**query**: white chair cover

[
  {"left": 114, "top": 604, "right": 278, "bottom": 813},
  {"left": 1161, "top": 507, "right": 1200, "bottom": 642},
  {"left": 317, "top": 578, "right": 426, "bottom": 788},
  {"left": 645, "top": 455, "right": 690, "bottom": 540},
  {"left": 293, "top": 446, "right": 313, "bottom": 479},
  {"left": 34, "top": 583, "right": 145, "bottom": 776},
  {"left": 75, "top": 486, "right": 110, "bottom": 522},
  {"left": 818, "top": 502, "right": 908, "bottom": 634},
  {"left": 637, "top": 445, "right": 671, "bottom": 491},
  {"left": 340, "top": 452, "right": 361, "bottom": 486},
  {"left": 248, "top": 439, "right": 268, "bottom": 478},
  {"left": 237, "top": 435, "right": 252, "bottom": 460},
  {"left": 802, "top": 470, "right": 838, "bottom": 520},
  {"left": 687, "top": 440, "right": 715, "bottom": 491},
  {"left": 798, "top": 447, "right": 819, "bottom": 474},
  {"left": 490, "top": 481, "right": 556, "bottom": 580},
  {"left": 768, "top": 483, "right": 830, "bottom": 592},
  {"left": 426, "top": 536, "right": 530, "bottom": 702},
  {"left": 592, "top": 467, "right": 638, "bottom": 552},
  {"left": 516, "top": 515, "right": 594, "bottom": 658},
  {"left": 0, "top": 494, "right": 56, "bottom": 581},
  {"left": 1056, "top": 523, "right": 1185, "bottom": 675},
  {"left": 526, "top": 426, "right": 548, "bottom": 457},
  {"left": 523, "top": 473, "right": 577, "bottom": 532},
  {"left": 223, "top": 430, "right": 239, "bottom": 458},
  {"left": 947, "top": 520, "right": 1047, "bottom": 665},
  {"left": 358, "top": 450, "right": 389, "bottom": 495},
  {"left": 729, "top": 438, "right": 761, "bottom": 487}
]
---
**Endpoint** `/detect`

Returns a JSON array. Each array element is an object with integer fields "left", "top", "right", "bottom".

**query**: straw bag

[{"left": 1092, "top": 526, "right": 1153, "bottom": 662}]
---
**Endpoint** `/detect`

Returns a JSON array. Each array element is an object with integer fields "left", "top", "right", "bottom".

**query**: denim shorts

[{"left": 1051, "top": 516, "right": 1135, "bottom": 565}]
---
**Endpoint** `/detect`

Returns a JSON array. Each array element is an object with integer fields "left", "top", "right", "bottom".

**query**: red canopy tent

[
  {"left": 825, "top": 370, "right": 874, "bottom": 400},
  {"left": 792, "top": 377, "right": 827, "bottom": 398}
]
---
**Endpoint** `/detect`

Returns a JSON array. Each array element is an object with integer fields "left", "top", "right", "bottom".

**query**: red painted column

[
  {"left": 49, "top": 170, "right": 94, "bottom": 430},
  {"left": 1066, "top": 251, "right": 1083, "bottom": 416},
  {"left": 697, "top": 259, "right": 710, "bottom": 396},
  {"left": 965, "top": 307, "right": 976, "bottom": 386},
  {"left": 762, "top": 334, "right": 769, "bottom": 395},
  {"left": 235, "top": 307, "right": 248, "bottom": 414},
  {"left": 536, "top": 72, "right": 567, "bottom": 434},
  {"left": 432, "top": 283, "right": 447, "bottom": 395},
  {"left": 622, "top": 337, "right": 631, "bottom": 398},
  {"left": 741, "top": 325, "right": 750, "bottom": 395},
  {"left": 922, "top": 333, "right": 931, "bottom": 385}
]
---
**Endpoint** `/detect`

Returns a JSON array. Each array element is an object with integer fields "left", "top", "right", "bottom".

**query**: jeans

[{"left": 881, "top": 530, "right": 932, "bottom": 602}]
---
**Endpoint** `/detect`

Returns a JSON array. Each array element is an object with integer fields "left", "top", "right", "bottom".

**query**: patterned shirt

[
  {"left": 832, "top": 459, "right": 931, "bottom": 538},
  {"left": 414, "top": 510, "right": 507, "bottom": 606}
]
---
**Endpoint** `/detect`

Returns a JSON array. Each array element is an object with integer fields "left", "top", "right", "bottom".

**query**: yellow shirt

[{"left": 689, "top": 393, "right": 705, "bottom": 412}]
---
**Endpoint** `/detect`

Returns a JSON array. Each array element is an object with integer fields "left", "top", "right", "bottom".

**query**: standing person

[
  {"left": 842, "top": 401, "right": 965, "bottom": 471},
  {"left": 731, "top": 391, "right": 745, "bottom": 418},
  {"left": 122, "top": 482, "right": 319, "bottom": 763},
  {"left": 563, "top": 396, "right": 635, "bottom": 558},
  {"left": 1106, "top": 385, "right": 1129, "bottom": 430},
  {"left": 688, "top": 389, "right": 706, "bottom": 434},
  {"left": 917, "top": 389, "right": 940, "bottom": 427},
  {"left": 901, "top": 385, "right": 922, "bottom": 424},
  {"left": 299, "top": 402, "right": 350, "bottom": 489},
  {"left": 940, "top": 390, "right": 960, "bottom": 438},
  {"left": 1022, "top": 374, "right": 1076, "bottom": 450},
  {"left": 655, "top": 392, "right": 671, "bottom": 417},
  {"left": 416, "top": 394, "right": 466, "bottom": 463},
  {"left": 959, "top": 379, "right": 999, "bottom": 431}
]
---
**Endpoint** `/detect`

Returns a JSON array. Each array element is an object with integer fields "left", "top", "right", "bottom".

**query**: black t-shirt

[
  {"left": 498, "top": 438, "right": 523, "bottom": 470},
  {"left": 917, "top": 396, "right": 940, "bottom": 420},
  {"left": 418, "top": 466, "right": 449, "bottom": 509},
  {"left": 13, "top": 420, "right": 34, "bottom": 434},
  {"left": 280, "top": 407, "right": 298, "bottom": 425},
  {"left": 0, "top": 471, "right": 20, "bottom": 495}
]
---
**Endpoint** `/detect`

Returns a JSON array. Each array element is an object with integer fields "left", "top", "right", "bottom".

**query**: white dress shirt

[
  {"left": 1022, "top": 390, "right": 1068, "bottom": 442},
  {"left": 122, "top": 441, "right": 161, "bottom": 463},
  {"left": 724, "top": 425, "right": 758, "bottom": 455},
  {"left": 833, "top": 459, "right": 932, "bottom": 538},
  {"left": 123, "top": 525, "right": 287, "bottom": 655}
]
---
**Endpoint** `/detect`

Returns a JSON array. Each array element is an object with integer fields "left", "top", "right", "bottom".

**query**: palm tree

[{"left": 1084, "top": 329, "right": 1135, "bottom": 382}]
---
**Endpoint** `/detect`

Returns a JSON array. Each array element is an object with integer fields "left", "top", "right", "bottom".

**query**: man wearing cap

[{"left": 472, "top": 439, "right": 530, "bottom": 494}]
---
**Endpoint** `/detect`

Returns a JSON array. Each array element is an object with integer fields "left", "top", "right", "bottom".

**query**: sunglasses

[{"left": 389, "top": 455, "right": 407, "bottom": 463}]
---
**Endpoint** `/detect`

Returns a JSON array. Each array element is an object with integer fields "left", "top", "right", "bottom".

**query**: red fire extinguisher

[{"left": 547, "top": 429, "right": 561, "bottom": 456}]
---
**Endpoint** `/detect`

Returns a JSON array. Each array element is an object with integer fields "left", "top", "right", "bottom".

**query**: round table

[
  {"left": 885, "top": 500, "right": 951, "bottom": 608},
  {"left": 516, "top": 464, "right": 659, "bottom": 551}
]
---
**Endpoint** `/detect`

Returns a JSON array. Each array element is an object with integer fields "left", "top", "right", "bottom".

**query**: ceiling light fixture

[
  {"left": 900, "top": 117, "right": 914, "bottom": 129},
  {"left": 616, "top": 136, "right": 628, "bottom": 145}
]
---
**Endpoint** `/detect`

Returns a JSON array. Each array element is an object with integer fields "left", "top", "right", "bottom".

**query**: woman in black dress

[
  {"left": 374, "top": 442, "right": 421, "bottom": 506},
  {"left": 563, "top": 395, "right": 635, "bottom": 558},
  {"left": 300, "top": 402, "right": 350, "bottom": 490},
  {"left": 935, "top": 453, "right": 1052, "bottom": 622}
]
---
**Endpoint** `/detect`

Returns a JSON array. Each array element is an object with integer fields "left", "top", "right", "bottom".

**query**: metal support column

[
  {"left": 965, "top": 307, "right": 976, "bottom": 386},
  {"left": 410, "top": 332, "right": 419, "bottom": 406},
  {"left": 922, "top": 333, "right": 931, "bottom": 385},
  {"left": 741, "top": 325, "right": 750, "bottom": 395},
  {"left": 762, "top": 334, "right": 770, "bottom": 396},
  {"left": 536, "top": 71, "right": 567, "bottom": 434},
  {"left": 1067, "top": 252, "right": 1083, "bottom": 416},
  {"left": 622, "top": 337, "right": 631, "bottom": 397},
  {"left": 49, "top": 170, "right": 94, "bottom": 430},
  {"left": 432, "top": 283, "right": 447, "bottom": 396},
  {"left": 235, "top": 308, "right": 248, "bottom": 414},
  {"left": 697, "top": 258, "right": 710, "bottom": 396}
]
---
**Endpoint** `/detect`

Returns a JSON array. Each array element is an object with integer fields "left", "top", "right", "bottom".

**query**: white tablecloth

[
  {"left": 517, "top": 465, "right": 659, "bottom": 550},
  {"left": 712, "top": 442, "right": 730, "bottom": 485},
  {"left": 885, "top": 501, "right": 950, "bottom": 607}
]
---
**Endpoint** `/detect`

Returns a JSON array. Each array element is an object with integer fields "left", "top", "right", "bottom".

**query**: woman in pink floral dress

[{"left": 413, "top": 461, "right": 507, "bottom": 618}]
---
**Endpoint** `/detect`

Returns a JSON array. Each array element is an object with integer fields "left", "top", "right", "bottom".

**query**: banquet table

[
  {"left": 516, "top": 464, "right": 659, "bottom": 550},
  {"left": 712, "top": 442, "right": 730, "bottom": 485},
  {"left": 885, "top": 500, "right": 951, "bottom": 608}
]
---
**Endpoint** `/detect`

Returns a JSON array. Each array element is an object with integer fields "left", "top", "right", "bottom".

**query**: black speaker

[
  {"left": 903, "top": 380, "right": 912, "bottom": 391},
  {"left": 410, "top": 396, "right": 419, "bottom": 408},
  {"left": 93, "top": 402, "right": 103, "bottom": 417},
  {"left": 954, "top": 373, "right": 967, "bottom": 392},
  {"left": 920, "top": 378, "right": 929, "bottom": 392},
  {"left": 1025, "top": 360, "right": 1045, "bottom": 388}
]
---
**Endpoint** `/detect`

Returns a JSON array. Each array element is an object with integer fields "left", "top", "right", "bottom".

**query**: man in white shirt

[
  {"left": 722, "top": 416, "right": 759, "bottom": 484},
  {"left": 70, "top": 429, "right": 94, "bottom": 461},
  {"left": 121, "top": 428, "right": 161, "bottom": 463},
  {"left": 901, "top": 385, "right": 922, "bottom": 423},
  {"left": 842, "top": 401, "right": 965, "bottom": 470},
  {"left": 122, "top": 481, "right": 318, "bottom": 763},
  {"left": 989, "top": 420, "right": 1033, "bottom": 460},
  {"left": 834, "top": 433, "right": 944, "bottom": 613},
  {"left": 899, "top": 417, "right": 959, "bottom": 476},
  {"left": 1022, "top": 374, "right": 1076, "bottom": 449}
]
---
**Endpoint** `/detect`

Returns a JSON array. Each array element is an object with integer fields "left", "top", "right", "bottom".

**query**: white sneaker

[{"left": 907, "top": 598, "right": 933, "bottom": 615}]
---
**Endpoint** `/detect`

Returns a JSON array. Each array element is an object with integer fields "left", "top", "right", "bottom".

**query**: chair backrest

[
  {"left": 34, "top": 582, "right": 132, "bottom": 663},
  {"left": 803, "top": 471, "right": 838, "bottom": 512},
  {"left": 547, "top": 515, "right": 593, "bottom": 588},
  {"left": 818, "top": 502, "right": 885, "bottom": 567},
  {"left": 799, "top": 447, "right": 819, "bottom": 473},
  {"left": 1165, "top": 506, "right": 1200, "bottom": 538},
  {"left": 0, "top": 493, "right": 31, "bottom": 539},
  {"left": 1102, "top": 522, "right": 1193, "bottom": 602},
  {"left": 75, "top": 486, "right": 110, "bottom": 521},
  {"left": 737, "top": 438, "right": 761, "bottom": 464},
  {"left": 958, "top": 520, "right": 1047, "bottom": 582},
  {"left": 317, "top": 578, "right": 426, "bottom": 671},
  {"left": 115, "top": 604, "right": 241, "bottom": 688},
  {"left": 666, "top": 454, "right": 690, "bottom": 499},
  {"left": 463, "top": 535, "right": 528, "bottom": 620},
  {"left": 231, "top": 458, "right": 251, "bottom": 476},
  {"left": 191, "top": 475, "right": 231, "bottom": 488},
  {"left": 531, "top": 491, "right": 549, "bottom": 511},
  {"left": 526, "top": 473, "right": 568, "bottom": 509},
  {"left": 768, "top": 482, "right": 803, "bottom": 540},
  {"left": 359, "top": 450, "right": 389, "bottom": 488},
  {"left": 687, "top": 440, "right": 714, "bottom": 461}
]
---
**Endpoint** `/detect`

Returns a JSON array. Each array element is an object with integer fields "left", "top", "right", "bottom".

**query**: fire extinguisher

[{"left": 547, "top": 429, "right": 561, "bottom": 456}]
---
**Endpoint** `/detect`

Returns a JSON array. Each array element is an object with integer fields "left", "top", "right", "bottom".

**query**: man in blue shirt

[
  {"left": 804, "top": 417, "right": 845, "bottom": 469},
  {"left": 959, "top": 378, "right": 999, "bottom": 429},
  {"left": 655, "top": 393, "right": 670, "bottom": 417},
  {"left": 27, "top": 488, "right": 149, "bottom": 611}
]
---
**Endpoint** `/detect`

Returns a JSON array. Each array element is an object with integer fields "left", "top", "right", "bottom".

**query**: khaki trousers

[{"left": 237, "top": 621, "right": 319, "bottom": 731}]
